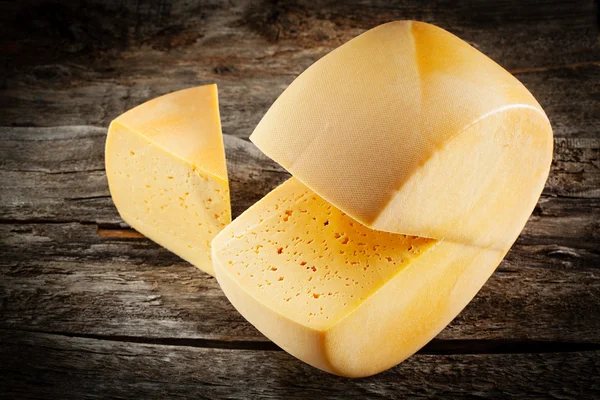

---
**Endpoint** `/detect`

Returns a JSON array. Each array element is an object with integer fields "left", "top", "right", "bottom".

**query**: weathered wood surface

[
  {"left": 1, "top": 127, "right": 597, "bottom": 221},
  {"left": 1, "top": 126, "right": 599, "bottom": 345},
  {"left": 2, "top": 330, "right": 599, "bottom": 399},
  {"left": 1, "top": 0, "right": 599, "bottom": 398},
  {"left": 1, "top": 1, "right": 598, "bottom": 139}
]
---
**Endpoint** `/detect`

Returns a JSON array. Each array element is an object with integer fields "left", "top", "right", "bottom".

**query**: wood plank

[
  {"left": 1, "top": 330, "right": 598, "bottom": 399},
  {"left": 0, "top": 127, "right": 597, "bottom": 223},
  {"left": 1, "top": 125, "right": 598, "bottom": 343},
  {"left": 1, "top": 65, "right": 598, "bottom": 139},
  {"left": 0, "top": 1, "right": 598, "bottom": 137},
  {"left": 1, "top": 221, "right": 599, "bottom": 343},
  {"left": 1, "top": 0, "right": 596, "bottom": 70},
  {"left": 518, "top": 66, "right": 600, "bottom": 139},
  {"left": 0, "top": 126, "right": 290, "bottom": 222}
]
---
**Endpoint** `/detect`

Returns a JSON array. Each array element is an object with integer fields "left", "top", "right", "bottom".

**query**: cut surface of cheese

[
  {"left": 106, "top": 85, "right": 230, "bottom": 276},
  {"left": 213, "top": 178, "right": 505, "bottom": 377},
  {"left": 250, "top": 21, "right": 553, "bottom": 247}
]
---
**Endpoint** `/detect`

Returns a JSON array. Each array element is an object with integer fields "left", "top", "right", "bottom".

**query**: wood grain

[
  {"left": 1, "top": 126, "right": 597, "bottom": 221},
  {"left": 1, "top": 63, "right": 598, "bottom": 140},
  {"left": 0, "top": 116, "right": 599, "bottom": 345},
  {"left": 1, "top": 1, "right": 598, "bottom": 139},
  {"left": 0, "top": 127, "right": 598, "bottom": 345},
  {"left": 1, "top": 228, "right": 599, "bottom": 344},
  {"left": 1, "top": 330, "right": 599, "bottom": 399},
  {"left": 0, "top": 126, "right": 289, "bottom": 221}
]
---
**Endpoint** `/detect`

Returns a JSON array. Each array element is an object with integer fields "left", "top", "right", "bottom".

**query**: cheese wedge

[
  {"left": 250, "top": 21, "right": 553, "bottom": 248},
  {"left": 105, "top": 85, "right": 230, "bottom": 276},
  {"left": 215, "top": 21, "right": 552, "bottom": 377},
  {"left": 213, "top": 178, "right": 505, "bottom": 377}
]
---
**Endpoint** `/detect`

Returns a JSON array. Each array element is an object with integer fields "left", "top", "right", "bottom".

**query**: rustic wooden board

[
  {"left": 1, "top": 0, "right": 599, "bottom": 397},
  {"left": 1, "top": 330, "right": 599, "bottom": 399},
  {"left": 1, "top": 127, "right": 598, "bottom": 221},
  {"left": 2, "top": 63, "right": 598, "bottom": 140},
  {"left": 0, "top": 126, "right": 599, "bottom": 344},
  {"left": 2, "top": 237, "right": 600, "bottom": 345},
  {"left": 0, "top": 126, "right": 289, "bottom": 221},
  {"left": 1, "top": 1, "right": 598, "bottom": 138}
]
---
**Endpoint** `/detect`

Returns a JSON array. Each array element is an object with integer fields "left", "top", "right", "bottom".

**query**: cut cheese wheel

[
  {"left": 106, "top": 85, "right": 230, "bottom": 276},
  {"left": 212, "top": 178, "right": 505, "bottom": 377},
  {"left": 250, "top": 21, "right": 553, "bottom": 248}
]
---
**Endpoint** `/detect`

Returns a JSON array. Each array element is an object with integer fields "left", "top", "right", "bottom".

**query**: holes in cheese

[
  {"left": 105, "top": 85, "right": 230, "bottom": 276},
  {"left": 214, "top": 178, "right": 437, "bottom": 329},
  {"left": 212, "top": 178, "right": 504, "bottom": 377},
  {"left": 250, "top": 21, "right": 553, "bottom": 248}
]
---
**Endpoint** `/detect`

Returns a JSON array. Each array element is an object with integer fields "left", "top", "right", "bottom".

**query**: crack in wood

[
  {"left": 0, "top": 218, "right": 99, "bottom": 225},
  {"left": 509, "top": 61, "right": 600, "bottom": 75},
  {"left": 3, "top": 328, "right": 598, "bottom": 355},
  {"left": 0, "top": 168, "right": 106, "bottom": 175},
  {"left": 0, "top": 328, "right": 281, "bottom": 352},
  {"left": 96, "top": 227, "right": 144, "bottom": 238},
  {"left": 65, "top": 195, "right": 112, "bottom": 201}
]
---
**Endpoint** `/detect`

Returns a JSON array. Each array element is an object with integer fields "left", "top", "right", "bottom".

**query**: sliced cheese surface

[
  {"left": 106, "top": 85, "right": 230, "bottom": 276},
  {"left": 250, "top": 21, "right": 553, "bottom": 247},
  {"left": 213, "top": 178, "right": 505, "bottom": 377}
]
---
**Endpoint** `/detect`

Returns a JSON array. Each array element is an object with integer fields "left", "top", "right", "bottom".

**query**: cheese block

[
  {"left": 212, "top": 178, "right": 505, "bottom": 377},
  {"left": 105, "top": 85, "right": 230, "bottom": 276},
  {"left": 215, "top": 21, "right": 552, "bottom": 377},
  {"left": 250, "top": 21, "right": 553, "bottom": 248}
]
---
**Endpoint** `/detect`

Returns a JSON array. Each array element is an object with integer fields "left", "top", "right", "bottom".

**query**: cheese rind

[
  {"left": 250, "top": 21, "right": 553, "bottom": 246},
  {"left": 115, "top": 85, "right": 227, "bottom": 180},
  {"left": 106, "top": 85, "right": 230, "bottom": 276},
  {"left": 218, "top": 21, "right": 553, "bottom": 376},
  {"left": 213, "top": 178, "right": 505, "bottom": 377}
]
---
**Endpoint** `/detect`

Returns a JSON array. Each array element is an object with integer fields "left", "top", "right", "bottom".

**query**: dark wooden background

[{"left": 1, "top": 0, "right": 599, "bottom": 398}]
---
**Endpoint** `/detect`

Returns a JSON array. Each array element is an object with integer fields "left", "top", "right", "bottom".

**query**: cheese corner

[
  {"left": 217, "top": 21, "right": 552, "bottom": 377},
  {"left": 105, "top": 85, "right": 230, "bottom": 276}
]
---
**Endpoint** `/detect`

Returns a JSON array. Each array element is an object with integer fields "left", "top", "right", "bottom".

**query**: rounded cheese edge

[{"left": 249, "top": 21, "right": 552, "bottom": 242}]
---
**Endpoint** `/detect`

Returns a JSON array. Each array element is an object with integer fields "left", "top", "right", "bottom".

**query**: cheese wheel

[
  {"left": 106, "top": 85, "right": 230, "bottom": 276},
  {"left": 213, "top": 178, "right": 504, "bottom": 377},
  {"left": 216, "top": 21, "right": 553, "bottom": 377},
  {"left": 250, "top": 21, "right": 553, "bottom": 248}
]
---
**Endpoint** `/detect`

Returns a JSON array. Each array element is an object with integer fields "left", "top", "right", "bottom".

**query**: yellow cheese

[
  {"left": 213, "top": 178, "right": 505, "bottom": 377},
  {"left": 215, "top": 21, "right": 553, "bottom": 377},
  {"left": 106, "top": 85, "right": 230, "bottom": 276},
  {"left": 250, "top": 21, "right": 553, "bottom": 248}
]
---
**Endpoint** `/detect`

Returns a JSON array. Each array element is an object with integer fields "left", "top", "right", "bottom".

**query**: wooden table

[{"left": 1, "top": 0, "right": 599, "bottom": 398}]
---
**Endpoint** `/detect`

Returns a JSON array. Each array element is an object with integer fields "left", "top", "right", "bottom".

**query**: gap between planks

[
  {"left": 508, "top": 61, "right": 600, "bottom": 75},
  {"left": 3, "top": 328, "right": 599, "bottom": 356}
]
